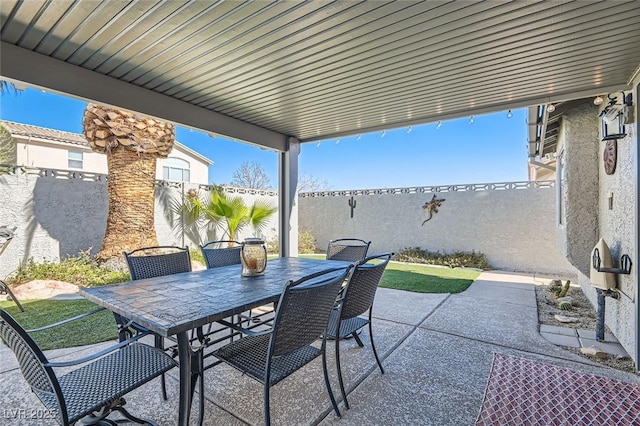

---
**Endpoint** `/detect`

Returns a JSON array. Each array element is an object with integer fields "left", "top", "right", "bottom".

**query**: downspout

[{"left": 633, "top": 76, "right": 640, "bottom": 371}]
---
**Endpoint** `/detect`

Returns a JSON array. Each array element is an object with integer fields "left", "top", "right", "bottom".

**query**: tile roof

[
  {"left": 0, "top": 120, "right": 212, "bottom": 165},
  {"left": 1, "top": 120, "right": 88, "bottom": 146}
]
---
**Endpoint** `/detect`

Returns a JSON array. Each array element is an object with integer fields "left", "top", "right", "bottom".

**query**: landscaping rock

[
  {"left": 11, "top": 280, "right": 82, "bottom": 300},
  {"left": 554, "top": 314, "right": 580, "bottom": 323},
  {"left": 580, "top": 346, "right": 608, "bottom": 359}
]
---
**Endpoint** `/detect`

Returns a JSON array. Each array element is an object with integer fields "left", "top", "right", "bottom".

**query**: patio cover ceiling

[{"left": 2, "top": 1, "right": 640, "bottom": 152}]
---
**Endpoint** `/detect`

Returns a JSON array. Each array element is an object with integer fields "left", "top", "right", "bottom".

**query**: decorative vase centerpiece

[{"left": 240, "top": 238, "right": 267, "bottom": 277}]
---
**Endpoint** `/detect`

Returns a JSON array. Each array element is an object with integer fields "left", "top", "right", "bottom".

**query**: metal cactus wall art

[{"left": 348, "top": 196, "right": 357, "bottom": 218}]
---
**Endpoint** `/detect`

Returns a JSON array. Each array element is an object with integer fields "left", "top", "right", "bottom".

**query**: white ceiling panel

[{"left": 2, "top": 0, "right": 639, "bottom": 148}]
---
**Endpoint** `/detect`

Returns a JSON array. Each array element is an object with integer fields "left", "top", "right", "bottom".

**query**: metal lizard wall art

[{"left": 422, "top": 194, "right": 446, "bottom": 225}]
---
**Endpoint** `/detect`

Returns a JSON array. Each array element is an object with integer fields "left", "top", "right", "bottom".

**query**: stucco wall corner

[{"left": 561, "top": 103, "right": 600, "bottom": 276}]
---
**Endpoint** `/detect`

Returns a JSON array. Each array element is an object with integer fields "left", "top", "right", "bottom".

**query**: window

[
  {"left": 162, "top": 157, "right": 190, "bottom": 182},
  {"left": 68, "top": 151, "right": 83, "bottom": 169}
]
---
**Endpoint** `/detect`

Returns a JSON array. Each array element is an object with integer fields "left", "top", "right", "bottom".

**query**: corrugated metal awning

[{"left": 2, "top": 1, "right": 639, "bottom": 150}]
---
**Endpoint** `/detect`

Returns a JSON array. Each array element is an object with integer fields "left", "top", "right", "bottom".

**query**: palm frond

[{"left": 249, "top": 199, "right": 277, "bottom": 232}]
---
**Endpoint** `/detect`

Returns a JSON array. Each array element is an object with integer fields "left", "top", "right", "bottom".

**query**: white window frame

[
  {"left": 68, "top": 150, "right": 83, "bottom": 169},
  {"left": 162, "top": 157, "right": 191, "bottom": 182}
]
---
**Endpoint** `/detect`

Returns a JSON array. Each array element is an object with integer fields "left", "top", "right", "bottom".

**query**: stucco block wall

[
  {"left": 0, "top": 172, "right": 107, "bottom": 278},
  {"left": 299, "top": 185, "right": 575, "bottom": 274},
  {"left": 0, "top": 172, "right": 277, "bottom": 278}
]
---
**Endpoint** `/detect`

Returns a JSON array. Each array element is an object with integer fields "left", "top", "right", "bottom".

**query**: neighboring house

[{"left": 0, "top": 120, "right": 212, "bottom": 184}]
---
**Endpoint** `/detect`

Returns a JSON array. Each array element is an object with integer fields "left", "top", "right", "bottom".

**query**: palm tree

[
  {"left": 0, "top": 81, "right": 16, "bottom": 94},
  {"left": 82, "top": 103, "right": 175, "bottom": 261},
  {"left": 175, "top": 187, "right": 276, "bottom": 246},
  {"left": 1, "top": 81, "right": 21, "bottom": 166}
]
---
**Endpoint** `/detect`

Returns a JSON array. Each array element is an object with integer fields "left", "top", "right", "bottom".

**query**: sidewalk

[{"left": 1, "top": 271, "right": 638, "bottom": 425}]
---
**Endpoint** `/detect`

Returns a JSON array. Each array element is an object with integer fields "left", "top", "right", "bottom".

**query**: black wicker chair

[
  {"left": 326, "top": 238, "right": 371, "bottom": 262},
  {"left": 213, "top": 265, "right": 353, "bottom": 426},
  {"left": 0, "top": 308, "right": 177, "bottom": 426},
  {"left": 326, "top": 253, "right": 392, "bottom": 409},
  {"left": 199, "top": 240, "right": 241, "bottom": 269},
  {"left": 122, "top": 246, "right": 191, "bottom": 401},
  {"left": 201, "top": 240, "right": 271, "bottom": 332}
]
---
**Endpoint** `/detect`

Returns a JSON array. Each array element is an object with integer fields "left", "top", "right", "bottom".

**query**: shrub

[
  {"left": 267, "top": 229, "right": 317, "bottom": 255},
  {"left": 6, "top": 250, "right": 130, "bottom": 288},
  {"left": 189, "top": 248, "right": 205, "bottom": 265},
  {"left": 267, "top": 235, "right": 279, "bottom": 255},
  {"left": 395, "top": 247, "right": 489, "bottom": 269},
  {"left": 298, "top": 230, "right": 317, "bottom": 254}
]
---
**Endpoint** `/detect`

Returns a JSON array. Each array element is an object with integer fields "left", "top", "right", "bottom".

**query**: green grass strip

[
  {"left": 380, "top": 262, "right": 480, "bottom": 293},
  {"left": 299, "top": 254, "right": 480, "bottom": 293},
  {"left": 0, "top": 299, "right": 118, "bottom": 351}
]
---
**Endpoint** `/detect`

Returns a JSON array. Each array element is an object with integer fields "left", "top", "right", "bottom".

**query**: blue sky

[{"left": 1, "top": 88, "right": 528, "bottom": 189}]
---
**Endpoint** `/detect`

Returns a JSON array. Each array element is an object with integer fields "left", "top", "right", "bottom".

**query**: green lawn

[
  {"left": 299, "top": 254, "right": 481, "bottom": 293},
  {"left": 380, "top": 262, "right": 480, "bottom": 293},
  {"left": 0, "top": 299, "right": 118, "bottom": 351},
  {"left": 1, "top": 257, "right": 480, "bottom": 351}
]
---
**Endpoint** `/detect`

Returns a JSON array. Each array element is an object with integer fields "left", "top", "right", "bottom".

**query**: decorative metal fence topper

[{"left": 422, "top": 194, "right": 445, "bottom": 225}]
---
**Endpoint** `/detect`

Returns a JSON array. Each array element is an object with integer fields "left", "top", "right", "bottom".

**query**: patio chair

[
  {"left": 326, "top": 252, "right": 392, "bottom": 409},
  {"left": 200, "top": 240, "right": 242, "bottom": 269},
  {"left": 213, "top": 265, "right": 353, "bottom": 426},
  {"left": 122, "top": 246, "right": 191, "bottom": 400},
  {"left": 0, "top": 308, "right": 177, "bottom": 426},
  {"left": 326, "top": 238, "right": 371, "bottom": 262},
  {"left": 201, "top": 240, "right": 271, "bottom": 332}
]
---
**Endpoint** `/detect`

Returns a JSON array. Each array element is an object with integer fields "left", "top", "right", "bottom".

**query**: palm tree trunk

[{"left": 97, "top": 147, "right": 159, "bottom": 261}]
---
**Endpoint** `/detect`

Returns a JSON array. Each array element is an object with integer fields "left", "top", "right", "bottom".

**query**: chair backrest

[
  {"left": 269, "top": 266, "right": 352, "bottom": 357},
  {"left": 0, "top": 309, "right": 67, "bottom": 424},
  {"left": 340, "top": 253, "right": 392, "bottom": 320},
  {"left": 200, "top": 240, "right": 242, "bottom": 269},
  {"left": 326, "top": 238, "right": 371, "bottom": 262},
  {"left": 124, "top": 246, "right": 191, "bottom": 280}
]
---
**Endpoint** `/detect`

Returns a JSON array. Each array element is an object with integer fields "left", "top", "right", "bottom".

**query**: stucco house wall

[
  {"left": 557, "top": 95, "right": 637, "bottom": 363},
  {"left": 156, "top": 143, "right": 210, "bottom": 185},
  {"left": 557, "top": 102, "right": 600, "bottom": 276}
]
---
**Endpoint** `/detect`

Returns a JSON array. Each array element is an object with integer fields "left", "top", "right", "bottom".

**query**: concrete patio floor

[{"left": 2, "top": 270, "right": 639, "bottom": 425}]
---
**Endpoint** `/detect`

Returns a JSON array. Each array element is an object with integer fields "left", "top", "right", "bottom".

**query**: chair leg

[
  {"left": 322, "top": 338, "right": 341, "bottom": 417},
  {"left": 334, "top": 322, "right": 350, "bottom": 410},
  {"left": 369, "top": 313, "right": 384, "bottom": 374},
  {"left": 352, "top": 331, "right": 364, "bottom": 348},
  {"left": 155, "top": 335, "right": 168, "bottom": 400},
  {"left": 264, "top": 380, "right": 271, "bottom": 426},
  {"left": 113, "top": 398, "right": 157, "bottom": 425}
]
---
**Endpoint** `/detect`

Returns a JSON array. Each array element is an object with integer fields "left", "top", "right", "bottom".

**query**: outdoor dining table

[{"left": 80, "top": 256, "right": 353, "bottom": 426}]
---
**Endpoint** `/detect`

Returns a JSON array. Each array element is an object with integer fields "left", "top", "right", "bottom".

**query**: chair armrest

[
  {"left": 43, "top": 331, "right": 152, "bottom": 368},
  {"left": 27, "top": 307, "right": 107, "bottom": 333},
  {"left": 217, "top": 319, "right": 272, "bottom": 337}
]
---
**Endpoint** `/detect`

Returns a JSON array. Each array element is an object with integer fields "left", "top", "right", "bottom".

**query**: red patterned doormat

[{"left": 476, "top": 353, "right": 640, "bottom": 425}]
